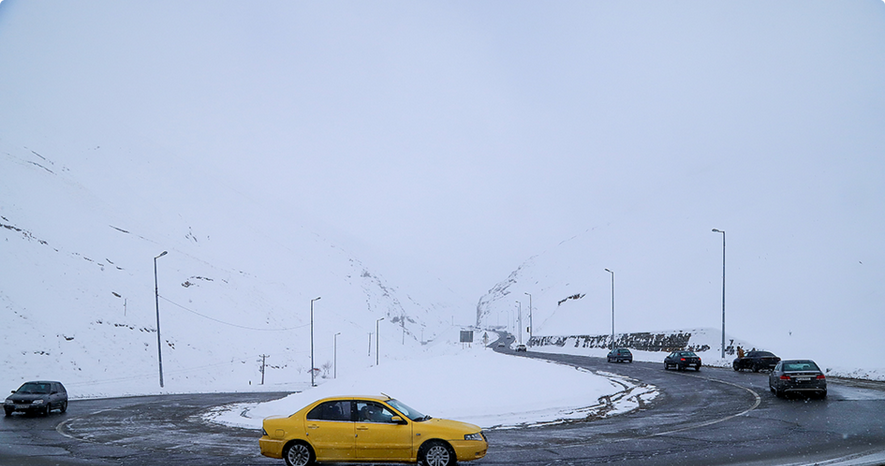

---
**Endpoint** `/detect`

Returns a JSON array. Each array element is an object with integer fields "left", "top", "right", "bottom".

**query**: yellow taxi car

[{"left": 259, "top": 395, "right": 487, "bottom": 466}]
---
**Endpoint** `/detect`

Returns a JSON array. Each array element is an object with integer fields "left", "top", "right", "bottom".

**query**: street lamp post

[
  {"left": 310, "top": 296, "right": 321, "bottom": 387},
  {"left": 375, "top": 317, "right": 385, "bottom": 365},
  {"left": 605, "top": 268, "right": 615, "bottom": 350},
  {"left": 516, "top": 301, "right": 522, "bottom": 345},
  {"left": 153, "top": 251, "right": 168, "bottom": 388},
  {"left": 333, "top": 332, "right": 341, "bottom": 379},
  {"left": 524, "top": 292, "right": 533, "bottom": 341},
  {"left": 712, "top": 229, "right": 726, "bottom": 359}
]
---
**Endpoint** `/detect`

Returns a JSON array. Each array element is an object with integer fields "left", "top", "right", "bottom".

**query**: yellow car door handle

[
  {"left": 307, "top": 424, "right": 319, "bottom": 429},
  {"left": 356, "top": 426, "right": 369, "bottom": 431}
]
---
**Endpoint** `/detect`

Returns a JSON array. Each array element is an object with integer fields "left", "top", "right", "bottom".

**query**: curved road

[
  {"left": 489, "top": 336, "right": 885, "bottom": 465},
  {"left": 2, "top": 338, "right": 884, "bottom": 465}
]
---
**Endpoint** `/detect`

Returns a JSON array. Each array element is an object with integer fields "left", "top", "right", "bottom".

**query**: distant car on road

[
  {"left": 733, "top": 350, "right": 780, "bottom": 372},
  {"left": 664, "top": 351, "right": 702, "bottom": 371},
  {"left": 4, "top": 381, "right": 68, "bottom": 416},
  {"left": 497, "top": 342, "right": 505, "bottom": 348},
  {"left": 607, "top": 348, "right": 633, "bottom": 363},
  {"left": 259, "top": 395, "right": 487, "bottom": 466},
  {"left": 515, "top": 344, "right": 527, "bottom": 352},
  {"left": 769, "top": 359, "right": 827, "bottom": 399}
]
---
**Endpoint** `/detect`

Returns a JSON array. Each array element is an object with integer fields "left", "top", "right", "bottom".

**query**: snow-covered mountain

[
  {"left": 475, "top": 227, "right": 885, "bottom": 380},
  {"left": 2, "top": 1, "right": 884, "bottom": 396},
  {"left": 0, "top": 133, "right": 471, "bottom": 397}
]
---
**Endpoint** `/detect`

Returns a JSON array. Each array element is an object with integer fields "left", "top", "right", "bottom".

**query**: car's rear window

[
  {"left": 783, "top": 361, "right": 820, "bottom": 372},
  {"left": 307, "top": 401, "right": 353, "bottom": 421}
]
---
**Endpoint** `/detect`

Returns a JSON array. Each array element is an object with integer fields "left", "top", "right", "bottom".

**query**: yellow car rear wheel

[{"left": 283, "top": 441, "right": 314, "bottom": 466}]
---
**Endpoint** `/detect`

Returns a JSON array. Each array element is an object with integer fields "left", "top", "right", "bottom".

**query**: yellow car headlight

[{"left": 464, "top": 432, "right": 484, "bottom": 441}]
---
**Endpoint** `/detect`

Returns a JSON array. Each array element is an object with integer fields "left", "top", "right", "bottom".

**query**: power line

[{"left": 158, "top": 296, "right": 308, "bottom": 331}]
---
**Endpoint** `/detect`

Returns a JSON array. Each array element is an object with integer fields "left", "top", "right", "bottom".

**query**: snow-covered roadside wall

[
  {"left": 529, "top": 329, "right": 738, "bottom": 355},
  {"left": 528, "top": 328, "right": 885, "bottom": 382}
]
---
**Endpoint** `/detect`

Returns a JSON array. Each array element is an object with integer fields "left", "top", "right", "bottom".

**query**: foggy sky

[{"left": 1, "top": 0, "right": 883, "bottom": 330}]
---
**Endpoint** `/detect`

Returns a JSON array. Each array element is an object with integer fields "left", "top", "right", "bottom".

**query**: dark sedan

[
  {"left": 607, "top": 348, "right": 633, "bottom": 363},
  {"left": 4, "top": 381, "right": 68, "bottom": 416},
  {"left": 664, "top": 351, "right": 701, "bottom": 371},
  {"left": 733, "top": 350, "right": 780, "bottom": 372},
  {"left": 769, "top": 360, "right": 827, "bottom": 399}
]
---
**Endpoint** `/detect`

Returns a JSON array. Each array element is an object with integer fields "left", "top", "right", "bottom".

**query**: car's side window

[
  {"left": 306, "top": 401, "right": 353, "bottom": 422},
  {"left": 356, "top": 401, "right": 397, "bottom": 423}
]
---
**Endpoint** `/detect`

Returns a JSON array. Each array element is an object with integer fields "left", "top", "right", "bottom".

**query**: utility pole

[
  {"left": 153, "top": 251, "right": 167, "bottom": 388},
  {"left": 310, "top": 296, "right": 321, "bottom": 387},
  {"left": 376, "top": 317, "right": 385, "bottom": 365},
  {"left": 259, "top": 354, "right": 269, "bottom": 385},
  {"left": 333, "top": 333, "right": 340, "bottom": 379},
  {"left": 713, "top": 229, "right": 726, "bottom": 359},
  {"left": 605, "top": 268, "right": 615, "bottom": 350},
  {"left": 524, "top": 292, "right": 533, "bottom": 341}
]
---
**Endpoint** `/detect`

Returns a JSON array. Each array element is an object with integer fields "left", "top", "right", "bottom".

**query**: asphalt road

[
  {"left": 489, "top": 336, "right": 885, "bottom": 465},
  {"left": 2, "top": 338, "right": 884, "bottom": 466}
]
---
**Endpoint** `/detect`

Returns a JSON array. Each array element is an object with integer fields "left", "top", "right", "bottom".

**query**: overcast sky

[{"left": 1, "top": 0, "right": 883, "bottom": 313}]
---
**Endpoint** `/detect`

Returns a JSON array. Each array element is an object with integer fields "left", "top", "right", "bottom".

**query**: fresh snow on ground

[{"left": 205, "top": 338, "right": 657, "bottom": 431}]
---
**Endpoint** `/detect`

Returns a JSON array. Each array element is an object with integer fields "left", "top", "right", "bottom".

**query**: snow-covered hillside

[
  {"left": 476, "top": 230, "right": 885, "bottom": 381},
  {"left": 2, "top": 1, "right": 884, "bottom": 400},
  {"left": 0, "top": 134, "right": 471, "bottom": 397}
]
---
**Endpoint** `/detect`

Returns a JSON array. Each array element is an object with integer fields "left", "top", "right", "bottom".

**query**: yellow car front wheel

[{"left": 419, "top": 440, "right": 455, "bottom": 466}]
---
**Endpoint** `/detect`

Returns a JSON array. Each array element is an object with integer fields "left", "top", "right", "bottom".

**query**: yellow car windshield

[{"left": 387, "top": 399, "right": 430, "bottom": 422}]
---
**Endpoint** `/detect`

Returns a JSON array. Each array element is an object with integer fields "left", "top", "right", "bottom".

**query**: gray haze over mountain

[{"left": 2, "top": 1, "right": 884, "bottom": 368}]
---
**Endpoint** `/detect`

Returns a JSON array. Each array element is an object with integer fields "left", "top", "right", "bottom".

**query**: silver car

[{"left": 769, "top": 360, "right": 827, "bottom": 399}]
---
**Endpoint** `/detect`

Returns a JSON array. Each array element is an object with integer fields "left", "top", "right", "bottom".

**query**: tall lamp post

[
  {"left": 605, "top": 268, "right": 615, "bottom": 350},
  {"left": 310, "top": 296, "right": 321, "bottom": 387},
  {"left": 524, "top": 292, "right": 533, "bottom": 341},
  {"left": 153, "top": 251, "right": 168, "bottom": 388},
  {"left": 333, "top": 332, "right": 341, "bottom": 379},
  {"left": 375, "top": 317, "right": 385, "bottom": 365},
  {"left": 712, "top": 229, "right": 726, "bottom": 359}
]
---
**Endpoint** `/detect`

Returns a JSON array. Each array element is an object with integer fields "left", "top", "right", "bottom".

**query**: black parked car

[
  {"left": 664, "top": 351, "right": 702, "bottom": 371},
  {"left": 4, "top": 381, "right": 68, "bottom": 416},
  {"left": 769, "top": 359, "right": 827, "bottom": 399},
  {"left": 607, "top": 348, "right": 633, "bottom": 363},
  {"left": 733, "top": 351, "right": 780, "bottom": 372}
]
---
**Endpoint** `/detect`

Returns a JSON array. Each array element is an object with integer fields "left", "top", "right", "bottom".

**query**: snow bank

[{"left": 205, "top": 345, "right": 657, "bottom": 430}]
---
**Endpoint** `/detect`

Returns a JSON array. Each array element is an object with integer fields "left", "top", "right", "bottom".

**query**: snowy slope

[
  {"left": 0, "top": 134, "right": 470, "bottom": 397},
  {"left": 476, "top": 230, "right": 885, "bottom": 381}
]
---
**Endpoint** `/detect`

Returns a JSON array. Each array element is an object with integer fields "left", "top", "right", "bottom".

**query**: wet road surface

[{"left": 2, "top": 343, "right": 884, "bottom": 466}]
